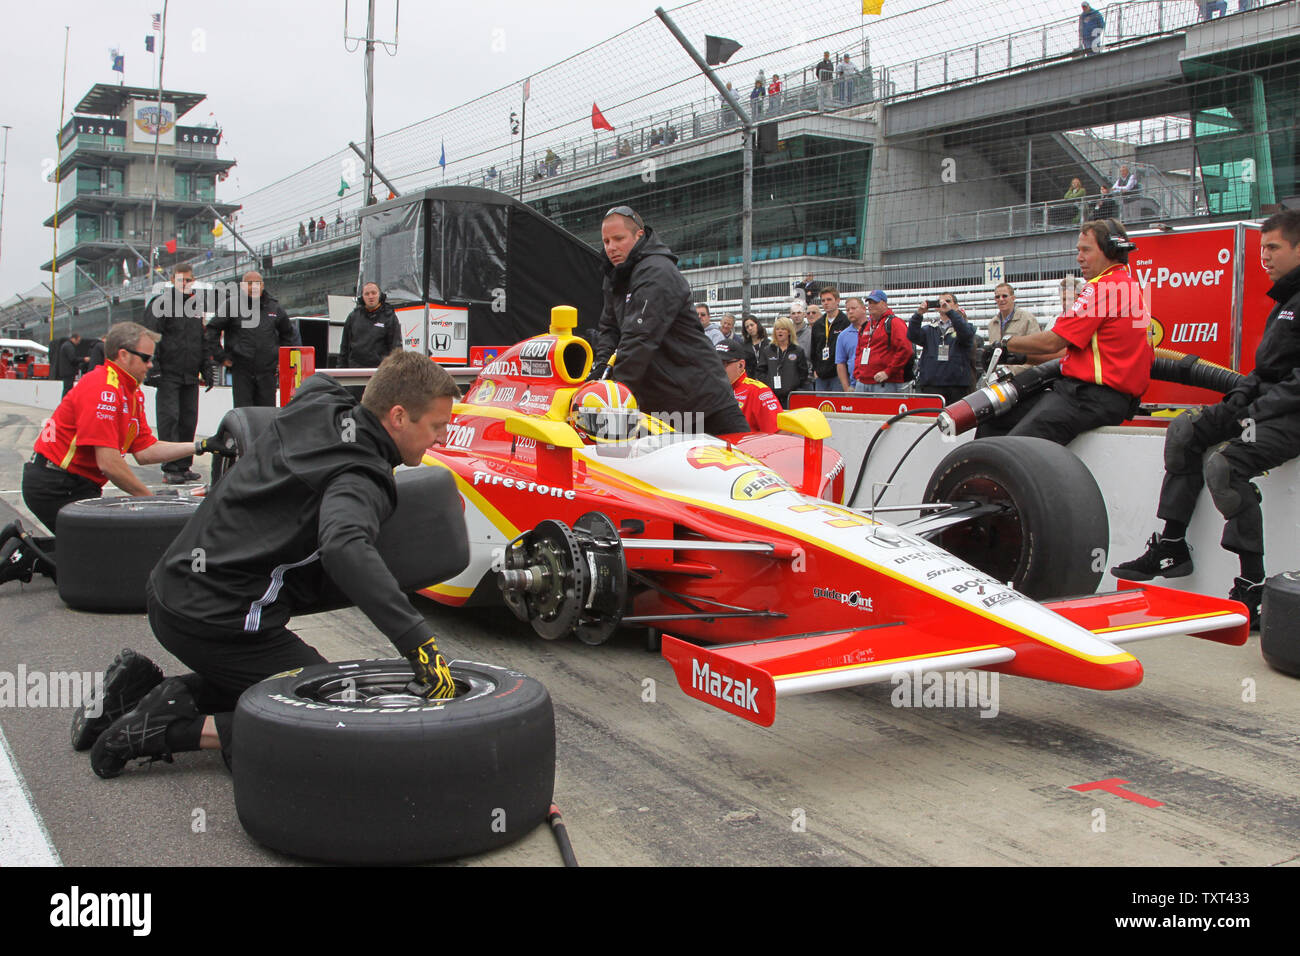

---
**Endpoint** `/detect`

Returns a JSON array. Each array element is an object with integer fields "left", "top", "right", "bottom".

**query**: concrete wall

[{"left": 825, "top": 413, "right": 1300, "bottom": 597}]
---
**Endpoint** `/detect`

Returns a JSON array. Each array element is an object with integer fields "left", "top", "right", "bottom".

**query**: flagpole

[
  {"left": 147, "top": 0, "right": 169, "bottom": 282},
  {"left": 49, "top": 25, "right": 70, "bottom": 343},
  {"left": 517, "top": 82, "right": 527, "bottom": 200}
]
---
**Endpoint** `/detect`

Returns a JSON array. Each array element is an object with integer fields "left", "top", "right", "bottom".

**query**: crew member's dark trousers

[
  {"left": 61, "top": 376, "right": 77, "bottom": 397},
  {"left": 232, "top": 369, "right": 278, "bottom": 408},
  {"left": 975, "top": 377, "right": 1138, "bottom": 445},
  {"left": 1156, "top": 400, "right": 1300, "bottom": 556},
  {"left": 21, "top": 456, "right": 102, "bottom": 536},
  {"left": 146, "top": 584, "right": 328, "bottom": 760},
  {"left": 155, "top": 378, "right": 199, "bottom": 474}
]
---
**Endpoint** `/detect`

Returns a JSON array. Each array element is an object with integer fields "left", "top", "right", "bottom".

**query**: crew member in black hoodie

[
  {"left": 593, "top": 206, "right": 747, "bottom": 435},
  {"left": 1112, "top": 210, "right": 1300, "bottom": 627},
  {"left": 341, "top": 282, "right": 402, "bottom": 367},
  {"left": 204, "top": 270, "right": 296, "bottom": 407},
  {"left": 79, "top": 352, "right": 461, "bottom": 778},
  {"left": 145, "top": 264, "right": 211, "bottom": 483}
]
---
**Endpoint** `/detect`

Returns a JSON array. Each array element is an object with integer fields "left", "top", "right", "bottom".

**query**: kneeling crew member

[
  {"left": 80, "top": 352, "right": 461, "bottom": 778},
  {"left": 2, "top": 322, "right": 229, "bottom": 586},
  {"left": 976, "top": 219, "right": 1152, "bottom": 445},
  {"left": 718, "top": 342, "right": 782, "bottom": 433},
  {"left": 1112, "top": 209, "right": 1300, "bottom": 628}
]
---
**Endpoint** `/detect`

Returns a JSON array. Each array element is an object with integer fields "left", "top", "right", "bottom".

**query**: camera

[{"left": 926, "top": 299, "right": 941, "bottom": 310}]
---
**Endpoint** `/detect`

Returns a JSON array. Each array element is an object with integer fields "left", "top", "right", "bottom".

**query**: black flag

[{"left": 705, "top": 35, "right": 742, "bottom": 65}]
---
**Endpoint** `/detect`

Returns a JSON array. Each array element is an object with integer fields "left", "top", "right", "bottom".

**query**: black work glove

[
  {"left": 404, "top": 636, "right": 456, "bottom": 699},
  {"left": 202, "top": 361, "right": 218, "bottom": 392},
  {"left": 194, "top": 436, "right": 237, "bottom": 458}
]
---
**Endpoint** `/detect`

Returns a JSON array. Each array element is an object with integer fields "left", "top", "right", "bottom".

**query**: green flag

[{"left": 338, "top": 176, "right": 351, "bottom": 197}]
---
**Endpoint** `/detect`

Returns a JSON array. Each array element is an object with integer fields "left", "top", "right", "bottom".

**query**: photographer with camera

[
  {"left": 975, "top": 220, "right": 1152, "bottom": 445},
  {"left": 909, "top": 293, "right": 976, "bottom": 404}
]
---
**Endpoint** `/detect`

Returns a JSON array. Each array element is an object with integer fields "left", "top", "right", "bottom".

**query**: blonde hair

[{"left": 772, "top": 316, "right": 797, "bottom": 345}]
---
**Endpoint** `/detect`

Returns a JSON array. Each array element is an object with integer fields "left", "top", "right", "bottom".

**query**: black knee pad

[
  {"left": 1204, "top": 450, "right": 1252, "bottom": 517},
  {"left": 1163, "top": 410, "right": 1200, "bottom": 474}
]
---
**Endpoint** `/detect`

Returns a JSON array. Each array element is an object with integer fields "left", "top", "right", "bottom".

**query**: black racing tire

[
  {"left": 1261, "top": 571, "right": 1300, "bottom": 678},
  {"left": 209, "top": 406, "right": 277, "bottom": 489},
  {"left": 233, "top": 658, "right": 555, "bottom": 864},
  {"left": 56, "top": 496, "right": 201, "bottom": 612},
  {"left": 922, "top": 436, "right": 1108, "bottom": 600}
]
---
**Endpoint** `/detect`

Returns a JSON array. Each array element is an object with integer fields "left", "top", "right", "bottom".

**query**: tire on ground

[
  {"left": 56, "top": 496, "right": 201, "bottom": 612},
  {"left": 922, "top": 436, "right": 1108, "bottom": 600},
  {"left": 209, "top": 406, "right": 277, "bottom": 488},
  {"left": 1261, "top": 571, "right": 1300, "bottom": 677},
  {"left": 233, "top": 659, "right": 555, "bottom": 864}
]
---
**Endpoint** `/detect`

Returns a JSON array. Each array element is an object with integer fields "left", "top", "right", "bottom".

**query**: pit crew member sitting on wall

[
  {"left": 1111, "top": 209, "right": 1300, "bottom": 628},
  {"left": 975, "top": 219, "right": 1153, "bottom": 445},
  {"left": 717, "top": 342, "right": 781, "bottom": 433}
]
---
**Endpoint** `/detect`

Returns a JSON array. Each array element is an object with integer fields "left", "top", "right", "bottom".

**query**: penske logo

[
  {"left": 730, "top": 468, "right": 789, "bottom": 501},
  {"left": 691, "top": 658, "right": 759, "bottom": 713}
]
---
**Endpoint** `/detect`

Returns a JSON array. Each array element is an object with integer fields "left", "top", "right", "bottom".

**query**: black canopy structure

[{"left": 358, "top": 187, "right": 606, "bottom": 350}]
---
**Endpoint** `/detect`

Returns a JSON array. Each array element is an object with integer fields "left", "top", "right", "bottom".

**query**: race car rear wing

[{"left": 661, "top": 581, "right": 1248, "bottom": 726}]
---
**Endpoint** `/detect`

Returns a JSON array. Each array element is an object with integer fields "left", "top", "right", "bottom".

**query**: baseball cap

[
  {"left": 715, "top": 342, "right": 745, "bottom": 363},
  {"left": 866, "top": 290, "right": 888, "bottom": 303}
]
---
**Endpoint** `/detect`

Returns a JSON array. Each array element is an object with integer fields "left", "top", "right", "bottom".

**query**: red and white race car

[{"left": 420, "top": 307, "right": 1250, "bottom": 726}]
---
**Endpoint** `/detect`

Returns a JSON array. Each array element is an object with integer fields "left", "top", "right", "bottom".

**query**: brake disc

[{"left": 573, "top": 511, "right": 628, "bottom": 646}]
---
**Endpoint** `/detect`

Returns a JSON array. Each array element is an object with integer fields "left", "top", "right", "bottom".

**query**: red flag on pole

[
  {"left": 164, "top": 238, "right": 177, "bottom": 254},
  {"left": 591, "top": 103, "right": 614, "bottom": 132}
]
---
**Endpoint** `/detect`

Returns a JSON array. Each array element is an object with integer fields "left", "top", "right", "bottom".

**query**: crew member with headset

[
  {"left": 975, "top": 219, "right": 1152, "bottom": 445},
  {"left": 341, "top": 281, "right": 402, "bottom": 368}
]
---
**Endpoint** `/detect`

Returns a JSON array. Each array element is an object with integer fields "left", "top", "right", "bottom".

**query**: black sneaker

[
  {"left": 1228, "top": 577, "right": 1263, "bottom": 631},
  {"left": 90, "top": 677, "right": 198, "bottom": 779},
  {"left": 0, "top": 518, "right": 23, "bottom": 548},
  {"left": 0, "top": 539, "right": 37, "bottom": 585},
  {"left": 1111, "top": 533, "right": 1193, "bottom": 581},
  {"left": 70, "top": 649, "right": 165, "bottom": 751},
  {"left": 162, "top": 473, "right": 190, "bottom": 485}
]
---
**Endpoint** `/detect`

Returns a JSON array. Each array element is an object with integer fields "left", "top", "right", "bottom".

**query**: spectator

[
  {"left": 987, "top": 283, "right": 1042, "bottom": 347},
  {"left": 719, "top": 313, "right": 745, "bottom": 349},
  {"left": 810, "top": 286, "right": 850, "bottom": 392},
  {"left": 318, "top": 215, "right": 327, "bottom": 239},
  {"left": 815, "top": 52, "right": 835, "bottom": 110},
  {"left": 749, "top": 80, "right": 765, "bottom": 118},
  {"left": 719, "top": 83, "right": 736, "bottom": 128},
  {"left": 545, "top": 149, "right": 561, "bottom": 176},
  {"left": 768, "top": 74, "right": 782, "bottom": 113},
  {"left": 761, "top": 316, "right": 810, "bottom": 407},
  {"left": 298, "top": 222, "right": 307, "bottom": 246},
  {"left": 853, "top": 290, "right": 912, "bottom": 393},
  {"left": 1064, "top": 176, "right": 1088, "bottom": 224},
  {"left": 741, "top": 314, "right": 769, "bottom": 383},
  {"left": 307, "top": 218, "right": 316, "bottom": 242},
  {"left": 58, "top": 333, "right": 86, "bottom": 397},
  {"left": 836, "top": 296, "right": 868, "bottom": 392},
  {"left": 617, "top": 139, "right": 632, "bottom": 158},
  {"left": 795, "top": 273, "right": 820, "bottom": 304},
  {"left": 1079, "top": 3, "right": 1105, "bottom": 54},
  {"left": 341, "top": 282, "right": 402, "bottom": 369},
  {"left": 204, "top": 271, "right": 296, "bottom": 408},
  {"left": 87, "top": 339, "right": 106, "bottom": 371},
  {"left": 697, "top": 303, "right": 724, "bottom": 346},
  {"left": 665, "top": 127, "right": 678, "bottom": 145},
  {"left": 1112, "top": 165, "right": 1139, "bottom": 195},
  {"left": 836, "top": 54, "right": 858, "bottom": 104},
  {"left": 1091, "top": 184, "right": 1119, "bottom": 221},
  {"left": 1201, "top": 0, "right": 1228, "bottom": 18},
  {"left": 336, "top": 211, "right": 343, "bottom": 226},
  {"left": 909, "top": 293, "right": 976, "bottom": 404},
  {"left": 789, "top": 301, "right": 812, "bottom": 357}
]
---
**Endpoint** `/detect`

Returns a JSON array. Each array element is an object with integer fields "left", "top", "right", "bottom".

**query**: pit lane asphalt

[{"left": 2, "top": 399, "right": 1298, "bottom": 867}]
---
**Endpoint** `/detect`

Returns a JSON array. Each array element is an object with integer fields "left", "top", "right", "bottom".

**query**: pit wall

[
  {"left": 0, "top": 380, "right": 235, "bottom": 437},
  {"left": 825, "top": 414, "right": 1300, "bottom": 598}
]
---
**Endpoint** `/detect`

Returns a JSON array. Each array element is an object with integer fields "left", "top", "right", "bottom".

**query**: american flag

[{"left": 151, "top": 13, "right": 161, "bottom": 30}]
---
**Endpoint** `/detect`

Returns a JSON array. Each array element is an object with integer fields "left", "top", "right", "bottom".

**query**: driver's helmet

[{"left": 569, "top": 380, "right": 643, "bottom": 442}]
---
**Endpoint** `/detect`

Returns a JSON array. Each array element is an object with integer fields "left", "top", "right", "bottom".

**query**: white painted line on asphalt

[{"left": 0, "top": 723, "right": 62, "bottom": 866}]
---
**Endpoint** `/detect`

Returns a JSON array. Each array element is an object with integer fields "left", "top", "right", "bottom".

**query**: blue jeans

[
  {"left": 856, "top": 381, "right": 903, "bottom": 393},
  {"left": 813, "top": 376, "right": 839, "bottom": 392}
]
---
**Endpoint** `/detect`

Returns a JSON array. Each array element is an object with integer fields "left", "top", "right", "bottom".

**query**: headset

[{"left": 1097, "top": 218, "right": 1138, "bottom": 260}]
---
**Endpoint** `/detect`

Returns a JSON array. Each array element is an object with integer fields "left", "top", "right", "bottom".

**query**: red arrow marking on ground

[{"left": 1068, "top": 778, "right": 1164, "bottom": 807}]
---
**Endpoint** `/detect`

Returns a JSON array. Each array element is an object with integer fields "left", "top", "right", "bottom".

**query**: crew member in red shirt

[
  {"left": 853, "top": 290, "right": 912, "bottom": 392},
  {"left": 976, "top": 219, "right": 1152, "bottom": 445},
  {"left": 1, "top": 322, "right": 230, "bottom": 586},
  {"left": 718, "top": 342, "right": 781, "bottom": 433}
]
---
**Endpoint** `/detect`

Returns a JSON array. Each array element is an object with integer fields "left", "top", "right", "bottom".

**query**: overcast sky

[{"left": 0, "top": 0, "right": 649, "bottom": 298}]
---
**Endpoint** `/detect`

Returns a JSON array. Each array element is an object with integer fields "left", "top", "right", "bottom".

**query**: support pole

[{"left": 347, "top": 141, "right": 400, "bottom": 199}]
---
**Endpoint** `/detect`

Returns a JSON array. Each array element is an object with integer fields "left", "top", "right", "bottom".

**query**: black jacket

[
  {"left": 341, "top": 296, "right": 402, "bottom": 367},
  {"left": 204, "top": 290, "right": 295, "bottom": 374},
  {"left": 593, "top": 227, "right": 737, "bottom": 421},
  {"left": 809, "top": 310, "right": 850, "bottom": 380},
  {"left": 57, "top": 340, "right": 83, "bottom": 380},
  {"left": 908, "top": 309, "right": 975, "bottom": 387},
  {"left": 1224, "top": 263, "right": 1300, "bottom": 424},
  {"left": 149, "top": 375, "right": 433, "bottom": 654},
  {"left": 759, "top": 341, "right": 810, "bottom": 406},
  {"left": 145, "top": 289, "right": 208, "bottom": 382}
]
